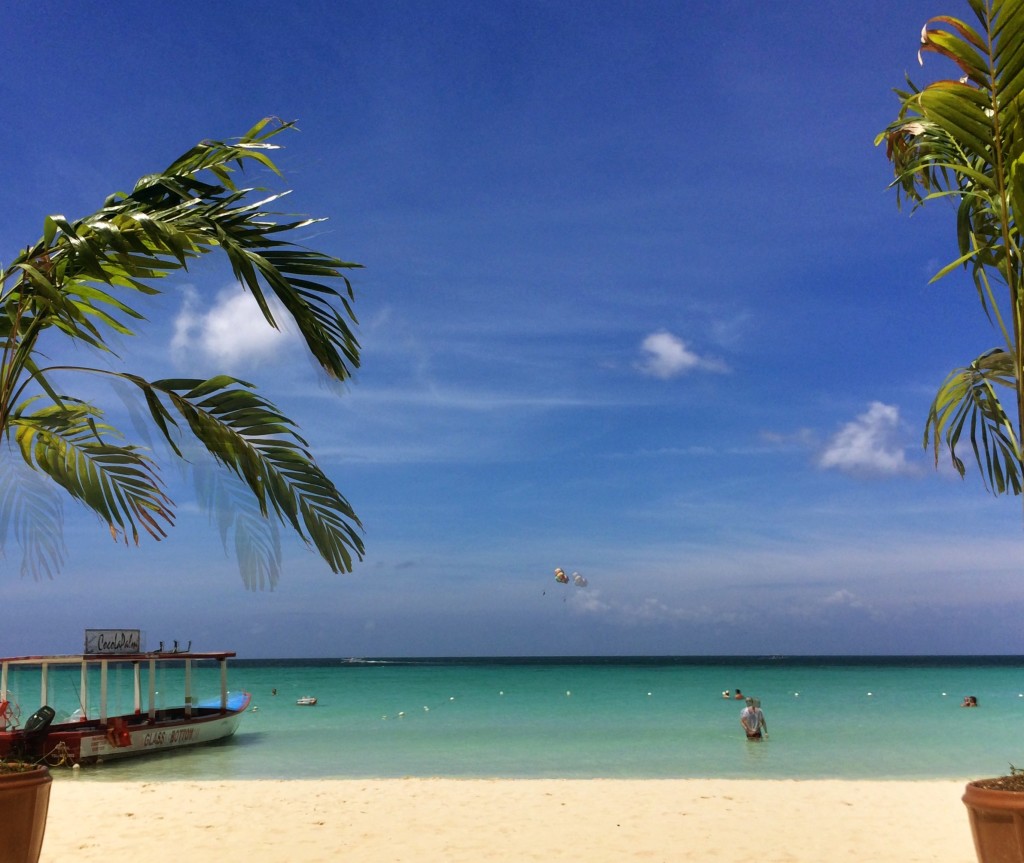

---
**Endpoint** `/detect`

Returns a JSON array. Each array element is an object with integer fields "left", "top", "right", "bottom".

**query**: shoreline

[{"left": 41, "top": 777, "right": 977, "bottom": 862}]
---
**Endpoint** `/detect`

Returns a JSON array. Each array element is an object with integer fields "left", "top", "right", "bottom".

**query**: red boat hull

[{"left": 0, "top": 695, "right": 251, "bottom": 766}]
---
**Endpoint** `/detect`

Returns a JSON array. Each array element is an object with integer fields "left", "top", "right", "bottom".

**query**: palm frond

[
  {"left": 1, "top": 118, "right": 361, "bottom": 381},
  {"left": 880, "top": 1, "right": 1024, "bottom": 495},
  {"left": 1, "top": 120, "right": 364, "bottom": 583},
  {"left": 926, "top": 348, "right": 1023, "bottom": 493},
  {"left": 0, "top": 450, "right": 67, "bottom": 580},
  {"left": 191, "top": 454, "right": 283, "bottom": 591},
  {"left": 9, "top": 400, "right": 174, "bottom": 544},
  {"left": 123, "top": 374, "right": 363, "bottom": 573}
]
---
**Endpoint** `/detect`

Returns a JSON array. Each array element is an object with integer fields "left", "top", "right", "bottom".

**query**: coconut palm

[
  {"left": 0, "top": 118, "right": 363, "bottom": 586},
  {"left": 878, "top": 0, "right": 1024, "bottom": 495}
]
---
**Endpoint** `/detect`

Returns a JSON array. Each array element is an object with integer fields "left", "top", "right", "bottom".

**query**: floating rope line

[{"left": 381, "top": 694, "right": 459, "bottom": 721}]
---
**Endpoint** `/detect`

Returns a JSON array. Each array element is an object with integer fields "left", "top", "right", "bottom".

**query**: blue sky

[{"left": 4, "top": 0, "right": 1023, "bottom": 658}]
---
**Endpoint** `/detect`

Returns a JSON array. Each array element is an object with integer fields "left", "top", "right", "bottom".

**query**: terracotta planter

[
  {"left": 963, "top": 780, "right": 1024, "bottom": 863},
  {"left": 0, "top": 764, "right": 52, "bottom": 863}
]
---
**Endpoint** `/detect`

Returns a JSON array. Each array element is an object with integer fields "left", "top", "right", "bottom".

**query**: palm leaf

[
  {"left": 123, "top": 374, "right": 363, "bottom": 573},
  {"left": 926, "top": 348, "right": 1023, "bottom": 493},
  {"left": 0, "top": 450, "right": 67, "bottom": 580},
  {"left": 880, "top": 1, "right": 1024, "bottom": 495},
  {"left": 0, "top": 120, "right": 364, "bottom": 583},
  {"left": 9, "top": 400, "right": 174, "bottom": 544},
  {"left": 190, "top": 453, "right": 283, "bottom": 591}
]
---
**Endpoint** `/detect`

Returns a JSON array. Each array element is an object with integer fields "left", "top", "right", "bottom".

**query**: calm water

[{"left": 10, "top": 656, "right": 1023, "bottom": 782}]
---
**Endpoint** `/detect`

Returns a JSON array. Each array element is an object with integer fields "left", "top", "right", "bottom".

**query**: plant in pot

[
  {"left": 962, "top": 767, "right": 1024, "bottom": 863},
  {"left": 0, "top": 759, "right": 52, "bottom": 863},
  {"left": 878, "top": 1, "right": 1024, "bottom": 860},
  {"left": 0, "top": 703, "right": 56, "bottom": 863},
  {"left": 0, "top": 119, "right": 365, "bottom": 860}
]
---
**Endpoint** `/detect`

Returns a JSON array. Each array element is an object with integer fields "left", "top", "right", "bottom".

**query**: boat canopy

[
  {"left": 1, "top": 652, "right": 238, "bottom": 725},
  {"left": 0, "top": 652, "right": 236, "bottom": 666}
]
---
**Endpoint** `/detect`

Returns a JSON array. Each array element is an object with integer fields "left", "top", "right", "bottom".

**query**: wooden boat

[
  {"left": 0, "top": 650, "right": 251, "bottom": 767},
  {"left": 296, "top": 696, "right": 318, "bottom": 706}
]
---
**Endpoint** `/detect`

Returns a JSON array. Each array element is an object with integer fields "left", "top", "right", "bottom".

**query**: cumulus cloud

[
  {"left": 822, "top": 588, "right": 867, "bottom": 608},
  {"left": 636, "top": 330, "right": 727, "bottom": 379},
  {"left": 172, "top": 287, "right": 296, "bottom": 368},
  {"left": 817, "top": 588, "right": 888, "bottom": 622},
  {"left": 818, "top": 402, "right": 912, "bottom": 476}
]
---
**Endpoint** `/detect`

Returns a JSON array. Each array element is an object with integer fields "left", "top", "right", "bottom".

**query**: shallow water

[{"left": 11, "top": 656, "right": 1021, "bottom": 782}]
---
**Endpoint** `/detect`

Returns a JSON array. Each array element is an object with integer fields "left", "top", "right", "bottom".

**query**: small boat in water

[
  {"left": 0, "top": 647, "right": 251, "bottom": 767},
  {"left": 296, "top": 696, "right": 318, "bottom": 706}
]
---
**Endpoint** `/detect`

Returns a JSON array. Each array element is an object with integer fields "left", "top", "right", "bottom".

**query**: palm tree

[
  {"left": 878, "top": 0, "right": 1024, "bottom": 495},
  {"left": 0, "top": 118, "right": 363, "bottom": 586}
]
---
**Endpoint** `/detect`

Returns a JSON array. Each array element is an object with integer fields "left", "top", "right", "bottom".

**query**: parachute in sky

[{"left": 553, "top": 567, "right": 587, "bottom": 587}]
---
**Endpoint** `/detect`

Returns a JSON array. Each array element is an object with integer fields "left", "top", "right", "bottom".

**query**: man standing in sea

[{"left": 740, "top": 697, "right": 768, "bottom": 740}]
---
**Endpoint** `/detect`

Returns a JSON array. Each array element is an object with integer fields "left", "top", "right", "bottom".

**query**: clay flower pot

[
  {"left": 0, "top": 763, "right": 52, "bottom": 863},
  {"left": 963, "top": 778, "right": 1024, "bottom": 863}
]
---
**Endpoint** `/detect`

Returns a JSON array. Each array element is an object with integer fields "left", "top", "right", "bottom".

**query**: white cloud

[
  {"left": 813, "top": 588, "right": 888, "bottom": 622},
  {"left": 818, "top": 402, "right": 912, "bottom": 476},
  {"left": 636, "top": 330, "right": 727, "bottom": 379},
  {"left": 172, "top": 286, "right": 296, "bottom": 368},
  {"left": 760, "top": 428, "right": 818, "bottom": 450},
  {"left": 822, "top": 588, "right": 862, "bottom": 607}
]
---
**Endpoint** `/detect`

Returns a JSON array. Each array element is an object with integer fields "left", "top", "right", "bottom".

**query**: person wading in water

[{"left": 740, "top": 697, "right": 767, "bottom": 740}]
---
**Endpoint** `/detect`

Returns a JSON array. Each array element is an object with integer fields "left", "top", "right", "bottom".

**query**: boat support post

[
  {"left": 147, "top": 656, "right": 156, "bottom": 722},
  {"left": 80, "top": 659, "right": 88, "bottom": 720},
  {"left": 99, "top": 660, "right": 108, "bottom": 724},
  {"left": 184, "top": 659, "right": 192, "bottom": 718},
  {"left": 133, "top": 662, "right": 141, "bottom": 715}
]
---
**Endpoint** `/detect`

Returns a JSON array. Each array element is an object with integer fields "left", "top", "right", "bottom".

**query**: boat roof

[{"left": 0, "top": 652, "right": 237, "bottom": 666}]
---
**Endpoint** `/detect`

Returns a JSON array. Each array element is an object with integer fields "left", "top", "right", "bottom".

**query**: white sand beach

[{"left": 39, "top": 778, "right": 975, "bottom": 862}]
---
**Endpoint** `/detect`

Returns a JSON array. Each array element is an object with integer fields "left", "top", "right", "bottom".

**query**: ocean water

[{"left": 10, "top": 656, "right": 1024, "bottom": 782}]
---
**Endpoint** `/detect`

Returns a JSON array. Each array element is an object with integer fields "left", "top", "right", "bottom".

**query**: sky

[{"left": 3, "top": 0, "right": 1024, "bottom": 658}]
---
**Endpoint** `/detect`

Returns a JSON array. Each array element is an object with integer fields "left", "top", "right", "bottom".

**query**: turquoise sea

[{"left": 11, "top": 656, "right": 1024, "bottom": 783}]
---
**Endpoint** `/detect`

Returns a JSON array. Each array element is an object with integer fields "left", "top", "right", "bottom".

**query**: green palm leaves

[
  {"left": 0, "top": 118, "right": 363, "bottom": 584},
  {"left": 878, "top": 0, "right": 1024, "bottom": 494}
]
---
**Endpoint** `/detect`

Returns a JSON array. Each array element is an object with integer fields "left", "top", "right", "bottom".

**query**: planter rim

[
  {"left": 0, "top": 761, "right": 51, "bottom": 798},
  {"left": 964, "top": 779, "right": 1024, "bottom": 812},
  {"left": 0, "top": 764, "right": 49, "bottom": 774}
]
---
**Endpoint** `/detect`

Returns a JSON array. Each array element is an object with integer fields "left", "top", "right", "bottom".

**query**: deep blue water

[{"left": 8, "top": 655, "right": 1022, "bottom": 781}]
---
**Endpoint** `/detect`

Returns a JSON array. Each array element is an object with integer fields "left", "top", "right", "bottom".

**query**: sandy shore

[{"left": 39, "top": 778, "right": 976, "bottom": 862}]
